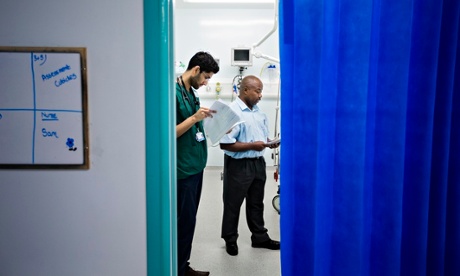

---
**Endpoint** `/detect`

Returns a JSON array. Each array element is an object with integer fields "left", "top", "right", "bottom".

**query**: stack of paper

[
  {"left": 265, "top": 137, "right": 281, "bottom": 146},
  {"left": 203, "top": 99, "right": 243, "bottom": 146}
]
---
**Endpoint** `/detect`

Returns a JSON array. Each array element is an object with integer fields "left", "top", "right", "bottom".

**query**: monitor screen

[
  {"left": 231, "top": 47, "right": 252, "bottom": 66},
  {"left": 234, "top": 49, "right": 250, "bottom": 61}
]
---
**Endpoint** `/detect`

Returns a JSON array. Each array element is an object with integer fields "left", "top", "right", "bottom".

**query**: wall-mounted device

[{"left": 231, "top": 47, "right": 252, "bottom": 67}]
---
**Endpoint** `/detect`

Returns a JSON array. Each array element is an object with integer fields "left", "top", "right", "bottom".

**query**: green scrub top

[{"left": 176, "top": 82, "right": 207, "bottom": 179}]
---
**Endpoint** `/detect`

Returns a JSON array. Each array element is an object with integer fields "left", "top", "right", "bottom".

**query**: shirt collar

[{"left": 236, "top": 97, "right": 259, "bottom": 112}]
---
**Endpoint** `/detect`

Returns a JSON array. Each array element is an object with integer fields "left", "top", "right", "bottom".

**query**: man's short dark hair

[{"left": 186, "top": 51, "right": 220, "bottom": 74}]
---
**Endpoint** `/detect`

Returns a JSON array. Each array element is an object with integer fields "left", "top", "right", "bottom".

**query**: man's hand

[
  {"left": 265, "top": 138, "right": 280, "bottom": 149},
  {"left": 251, "top": 141, "right": 267, "bottom": 151},
  {"left": 193, "top": 107, "right": 216, "bottom": 122}
]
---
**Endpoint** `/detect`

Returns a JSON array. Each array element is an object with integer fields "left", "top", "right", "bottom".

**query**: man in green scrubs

[{"left": 176, "top": 52, "right": 219, "bottom": 276}]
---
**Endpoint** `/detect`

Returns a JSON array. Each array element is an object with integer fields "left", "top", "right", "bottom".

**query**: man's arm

[
  {"left": 176, "top": 115, "right": 198, "bottom": 138},
  {"left": 176, "top": 107, "right": 216, "bottom": 138},
  {"left": 220, "top": 141, "right": 267, "bottom": 152}
]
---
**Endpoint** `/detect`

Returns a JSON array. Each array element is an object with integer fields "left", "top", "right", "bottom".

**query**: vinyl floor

[{"left": 189, "top": 166, "right": 281, "bottom": 276}]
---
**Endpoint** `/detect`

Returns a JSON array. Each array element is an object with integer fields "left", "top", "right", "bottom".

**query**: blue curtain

[{"left": 279, "top": 0, "right": 460, "bottom": 275}]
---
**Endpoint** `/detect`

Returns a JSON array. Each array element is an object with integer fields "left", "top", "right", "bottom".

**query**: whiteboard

[{"left": 0, "top": 47, "right": 89, "bottom": 169}]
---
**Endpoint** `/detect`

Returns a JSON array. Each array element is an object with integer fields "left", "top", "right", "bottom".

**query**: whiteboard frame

[{"left": 0, "top": 47, "right": 89, "bottom": 169}]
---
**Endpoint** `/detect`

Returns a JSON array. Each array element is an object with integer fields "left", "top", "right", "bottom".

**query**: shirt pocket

[{"left": 257, "top": 119, "right": 269, "bottom": 138}]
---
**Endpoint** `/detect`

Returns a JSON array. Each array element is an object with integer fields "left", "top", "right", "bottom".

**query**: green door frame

[{"left": 144, "top": 0, "right": 177, "bottom": 275}]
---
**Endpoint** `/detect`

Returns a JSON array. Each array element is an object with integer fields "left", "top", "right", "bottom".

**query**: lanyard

[{"left": 178, "top": 76, "right": 200, "bottom": 130}]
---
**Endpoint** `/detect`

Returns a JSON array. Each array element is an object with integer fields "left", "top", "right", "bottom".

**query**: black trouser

[
  {"left": 221, "top": 154, "right": 269, "bottom": 244},
  {"left": 177, "top": 171, "right": 204, "bottom": 276}
]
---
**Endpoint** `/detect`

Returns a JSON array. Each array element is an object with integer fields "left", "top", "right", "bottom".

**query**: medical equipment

[
  {"left": 251, "top": 0, "right": 280, "bottom": 64},
  {"left": 231, "top": 47, "right": 253, "bottom": 67},
  {"left": 231, "top": 68, "right": 244, "bottom": 100},
  {"left": 272, "top": 185, "right": 280, "bottom": 214}
]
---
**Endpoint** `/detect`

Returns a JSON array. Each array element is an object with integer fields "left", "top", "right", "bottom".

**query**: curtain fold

[{"left": 279, "top": 0, "right": 460, "bottom": 275}]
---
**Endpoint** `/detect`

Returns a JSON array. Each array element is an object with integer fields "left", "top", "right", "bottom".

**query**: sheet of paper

[
  {"left": 203, "top": 99, "right": 243, "bottom": 146},
  {"left": 265, "top": 138, "right": 281, "bottom": 146}
]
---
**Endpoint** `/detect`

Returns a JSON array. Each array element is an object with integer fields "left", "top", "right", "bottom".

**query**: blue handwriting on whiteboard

[
  {"left": 55, "top": 73, "right": 77, "bottom": 87},
  {"left": 41, "top": 64, "right": 71, "bottom": 81},
  {"left": 42, "top": 128, "right": 59, "bottom": 138},
  {"left": 41, "top": 112, "right": 59, "bottom": 121},
  {"left": 0, "top": 113, "right": 2, "bottom": 120},
  {"left": 33, "top": 54, "right": 47, "bottom": 66},
  {"left": 66, "top": 138, "right": 77, "bottom": 151}
]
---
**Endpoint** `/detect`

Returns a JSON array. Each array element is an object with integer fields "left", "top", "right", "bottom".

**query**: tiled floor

[{"left": 189, "top": 166, "right": 281, "bottom": 276}]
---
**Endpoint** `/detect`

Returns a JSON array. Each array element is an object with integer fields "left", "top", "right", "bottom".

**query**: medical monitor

[{"left": 231, "top": 47, "right": 252, "bottom": 67}]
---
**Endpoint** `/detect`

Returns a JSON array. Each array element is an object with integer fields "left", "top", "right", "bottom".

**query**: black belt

[{"left": 229, "top": 156, "right": 264, "bottom": 161}]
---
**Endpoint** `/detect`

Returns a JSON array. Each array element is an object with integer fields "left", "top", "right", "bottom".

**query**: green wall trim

[{"left": 144, "top": 0, "right": 176, "bottom": 275}]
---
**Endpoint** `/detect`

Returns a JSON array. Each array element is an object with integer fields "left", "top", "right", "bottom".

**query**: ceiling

[{"left": 174, "top": 0, "right": 275, "bottom": 9}]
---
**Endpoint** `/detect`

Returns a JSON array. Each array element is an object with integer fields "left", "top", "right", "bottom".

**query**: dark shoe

[
  {"left": 225, "top": 241, "right": 238, "bottom": 256},
  {"left": 186, "top": 266, "right": 210, "bottom": 276},
  {"left": 252, "top": 239, "right": 280, "bottom": 250}
]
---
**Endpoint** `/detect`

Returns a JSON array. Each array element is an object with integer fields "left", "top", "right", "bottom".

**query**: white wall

[
  {"left": 0, "top": 1, "right": 146, "bottom": 275},
  {"left": 174, "top": 3, "right": 281, "bottom": 166}
]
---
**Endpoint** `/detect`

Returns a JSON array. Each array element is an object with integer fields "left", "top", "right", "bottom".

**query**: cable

[{"left": 231, "top": 66, "right": 246, "bottom": 102}]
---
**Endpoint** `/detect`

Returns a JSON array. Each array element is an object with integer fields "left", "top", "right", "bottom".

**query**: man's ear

[{"left": 192, "top": 65, "right": 201, "bottom": 75}]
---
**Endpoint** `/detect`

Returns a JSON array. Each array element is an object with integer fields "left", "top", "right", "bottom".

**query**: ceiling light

[
  {"left": 200, "top": 19, "right": 273, "bottom": 27},
  {"left": 184, "top": 0, "right": 272, "bottom": 3}
]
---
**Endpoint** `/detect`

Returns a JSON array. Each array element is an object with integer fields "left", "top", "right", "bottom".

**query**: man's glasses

[{"left": 201, "top": 72, "right": 212, "bottom": 80}]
